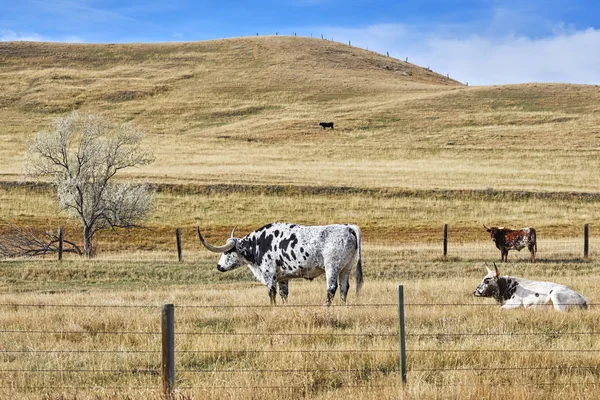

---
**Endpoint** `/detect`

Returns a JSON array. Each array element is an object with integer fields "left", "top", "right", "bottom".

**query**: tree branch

[{"left": 0, "top": 221, "right": 82, "bottom": 258}]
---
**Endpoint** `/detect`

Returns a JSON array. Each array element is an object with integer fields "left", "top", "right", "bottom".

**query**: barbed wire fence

[
  {"left": 4, "top": 222, "right": 595, "bottom": 263},
  {"left": 1, "top": 287, "right": 599, "bottom": 397}
]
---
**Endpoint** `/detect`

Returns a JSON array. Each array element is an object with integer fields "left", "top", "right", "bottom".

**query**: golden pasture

[{"left": 1, "top": 36, "right": 600, "bottom": 399}]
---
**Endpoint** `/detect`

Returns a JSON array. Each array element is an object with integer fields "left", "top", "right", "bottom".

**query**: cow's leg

[
  {"left": 266, "top": 274, "right": 277, "bottom": 305},
  {"left": 529, "top": 245, "right": 536, "bottom": 263},
  {"left": 324, "top": 269, "right": 338, "bottom": 306},
  {"left": 502, "top": 249, "right": 508, "bottom": 262},
  {"left": 550, "top": 291, "right": 569, "bottom": 312},
  {"left": 338, "top": 266, "right": 351, "bottom": 304},
  {"left": 268, "top": 284, "right": 277, "bottom": 305},
  {"left": 278, "top": 281, "right": 289, "bottom": 303}
]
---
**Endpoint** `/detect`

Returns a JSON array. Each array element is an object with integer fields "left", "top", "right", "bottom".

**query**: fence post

[
  {"left": 58, "top": 226, "right": 64, "bottom": 261},
  {"left": 443, "top": 224, "right": 448, "bottom": 257},
  {"left": 162, "top": 304, "right": 175, "bottom": 397},
  {"left": 397, "top": 285, "right": 407, "bottom": 385},
  {"left": 584, "top": 224, "right": 589, "bottom": 259},
  {"left": 175, "top": 228, "right": 182, "bottom": 262}
]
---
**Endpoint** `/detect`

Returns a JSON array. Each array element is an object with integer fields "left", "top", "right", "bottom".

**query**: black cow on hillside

[{"left": 319, "top": 122, "right": 334, "bottom": 129}]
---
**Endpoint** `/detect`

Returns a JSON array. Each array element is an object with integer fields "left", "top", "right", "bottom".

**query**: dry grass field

[
  {"left": 0, "top": 260, "right": 599, "bottom": 400},
  {"left": 1, "top": 36, "right": 600, "bottom": 399}
]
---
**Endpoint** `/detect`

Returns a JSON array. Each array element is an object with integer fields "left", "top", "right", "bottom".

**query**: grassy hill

[
  {"left": 2, "top": 36, "right": 598, "bottom": 192},
  {"left": 1, "top": 36, "right": 600, "bottom": 246}
]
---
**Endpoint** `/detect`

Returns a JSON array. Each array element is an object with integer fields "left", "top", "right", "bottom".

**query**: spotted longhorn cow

[
  {"left": 474, "top": 263, "right": 589, "bottom": 311},
  {"left": 198, "top": 222, "right": 363, "bottom": 305},
  {"left": 484, "top": 225, "right": 537, "bottom": 263}
]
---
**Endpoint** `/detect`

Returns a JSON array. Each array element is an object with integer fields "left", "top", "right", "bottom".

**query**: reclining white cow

[{"left": 473, "top": 264, "right": 589, "bottom": 311}]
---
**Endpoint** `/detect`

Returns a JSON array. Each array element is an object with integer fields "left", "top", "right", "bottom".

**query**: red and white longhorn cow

[{"left": 484, "top": 225, "right": 537, "bottom": 263}]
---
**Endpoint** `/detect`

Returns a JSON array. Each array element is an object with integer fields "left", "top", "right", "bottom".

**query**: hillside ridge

[{"left": 0, "top": 36, "right": 460, "bottom": 85}]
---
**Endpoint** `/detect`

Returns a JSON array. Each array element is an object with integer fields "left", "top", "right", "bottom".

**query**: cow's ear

[{"left": 237, "top": 239, "right": 256, "bottom": 263}]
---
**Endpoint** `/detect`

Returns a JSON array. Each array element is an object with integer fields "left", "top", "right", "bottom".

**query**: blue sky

[{"left": 1, "top": 0, "right": 599, "bottom": 85}]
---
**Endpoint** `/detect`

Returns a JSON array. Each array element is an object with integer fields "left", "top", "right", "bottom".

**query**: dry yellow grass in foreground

[{"left": 0, "top": 258, "right": 598, "bottom": 399}]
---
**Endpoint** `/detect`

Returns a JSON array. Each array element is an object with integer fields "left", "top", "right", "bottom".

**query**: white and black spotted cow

[
  {"left": 197, "top": 222, "right": 363, "bottom": 305},
  {"left": 473, "top": 264, "right": 589, "bottom": 311}
]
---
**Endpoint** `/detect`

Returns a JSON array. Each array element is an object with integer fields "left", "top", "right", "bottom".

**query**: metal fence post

[
  {"left": 175, "top": 228, "right": 182, "bottom": 262},
  {"left": 162, "top": 304, "right": 175, "bottom": 397},
  {"left": 584, "top": 224, "right": 589, "bottom": 259},
  {"left": 397, "top": 285, "right": 407, "bottom": 385},
  {"left": 58, "top": 226, "right": 64, "bottom": 261},
  {"left": 443, "top": 224, "right": 448, "bottom": 258}
]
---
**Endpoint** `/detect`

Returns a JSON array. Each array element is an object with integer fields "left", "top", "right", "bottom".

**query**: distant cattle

[
  {"left": 474, "top": 263, "right": 589, "bottom": 311},
  {"left": 484, "top": 225, "right": 537, "bottom": 263},
  {"left": 197, "top": 222, "right": 363, "bottom": 305},
  {"left": 319, "top": 122, "right": 334, "bottom": 129}
]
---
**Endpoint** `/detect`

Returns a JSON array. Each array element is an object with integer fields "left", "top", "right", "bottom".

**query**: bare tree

[{"left": 25, "top": 111, "right": 155, "bottom": 257}]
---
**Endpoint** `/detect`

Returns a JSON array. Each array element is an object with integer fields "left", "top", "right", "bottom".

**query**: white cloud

[
  {"left": 0, "top": 29, "right": 83, "bottom": 43},
  {"left": 0, "top": 29, "right": 44, "bottom": 42},
  {"left": 63, "top": 35, "right": 84, "bottom": 43},
  {"left": 315, "top": 24, "right": 600, "bottom": 85},
  {"left": 426, "top": 28, "right": 600, "bottom": 85}
]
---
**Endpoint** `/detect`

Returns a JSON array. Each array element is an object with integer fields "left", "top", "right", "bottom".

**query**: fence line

[
  {"left": 4, "top": 382, "right": 599, "bottom": 391},
  {"left": 411, "top": 366, "right": 600, "bottom": 372},
  {"left": 0, "top": 329, "right": 158, "bottom": 335},
  {"left": 0, "top": 369, "right": 159, "bottom": 373},
  {"left": 0, "top": 303, "right": 158, "bottom": 308},
  {"left": 3, "top": 348, "right": 600, "bottom": 354},
  {"left": 171, "top": 382, "right": 600, "bottom": 389},
  {"left": 154, "top": 224, "right": 600, "bottom": 262},
  {"left": 178, "top": 368, "right": 398, "bottom": 373},
  {"left": 407, "top": 331, "right": 600, "bottom": 337},
  {"left": 2, "top": 297, "right": 600, "bottom": 396},
  {"left": 2, "top": 302, "right": 598, "bottom": 308},
  {"left": 4, "top": 222, "right": 597, "bottom": 261},
  {"left": 4, "top": 329, "right": 598, "bottom": 337},
  {"left": 0, "top": 350, "right": 159, "bottom": 353}
]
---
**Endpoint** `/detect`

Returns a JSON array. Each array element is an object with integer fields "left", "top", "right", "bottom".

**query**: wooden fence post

[
  {"left": 397, "top": 285, "right": 407, "bottom": 385},
  {"left": 584, "top": 224, "right": 589, "bottom": 259},
  {"left": 175, "top": 228, "right": 182, "bottom": 262},
  {"left": 58, "top": 226, "right": 64, "bottom": 261},
  {"left": 443, "top": 224, "right": 448, "bottom": 257},
  {"left": 162, "top": 304, "right": 175, "bottom": 397}
]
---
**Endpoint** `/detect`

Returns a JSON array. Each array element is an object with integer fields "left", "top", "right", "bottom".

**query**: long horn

[
  {"left": 484, "top": 262, "right": 492, "bottom": 274},
  {"left": 197, "top": 227, "right": 236, "bottom": 253},
  {"left": 230, "top": 225, "right": 238, "bottom": 238},
  {"left": 483, "top": 224, "right": 490, "bottom": 230},
  {"left": 493, "top": 262, "right": 500, "bottom": 277}
]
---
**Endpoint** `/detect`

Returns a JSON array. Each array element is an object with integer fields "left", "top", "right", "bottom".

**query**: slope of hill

[{"left": 1, "top": 36, "right": 599, "bottom": 193}]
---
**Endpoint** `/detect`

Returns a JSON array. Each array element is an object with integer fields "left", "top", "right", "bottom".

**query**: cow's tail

[
  {"left": 531, "top": 228, "right": 537, "bottom": 254},
  {"left": 349, "top": 225, "right": 363, "bottom": 296}
]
